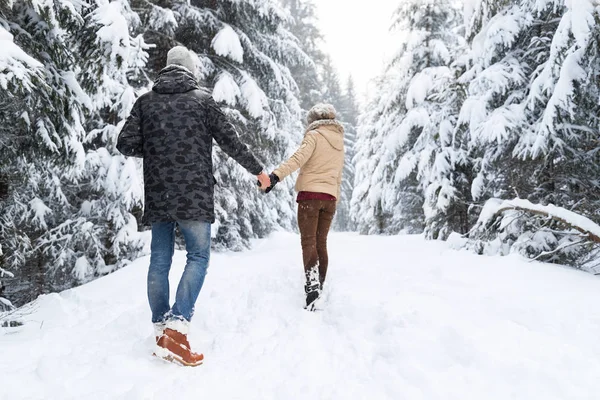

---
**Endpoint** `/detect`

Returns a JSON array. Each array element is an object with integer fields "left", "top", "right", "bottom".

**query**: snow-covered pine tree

[
  {"left": 0, "top": 0, "right": 93, "bottom": 305},
  {"left": 460, "top": 0, "right": 600, "bottom": 268},
  {"left": 396, "top": 0, "right": 466, "bottom": 240},
  {"left": 320, "top": 55, "right": 343, "bottom": 106},
  {"left": 0, "top": 6, "right": 47, "bottom": 309},
  {"left": 456, "top": 0, "right": 546, "bottom": 258},
  {"left": 332, "top": 76, "right": 359, "bottom": 232},
  {"left": 352, "top": 67, "right": 425, "bottom": 235},
  {"left": 352, "top": 0, "right": 463, "bottom": 236},
  {"left": 463, "top": 0, "right": 513, "bottom": 42},
  {"left": 459, "top": 0, "right": 535, "bottom": 208},
  {"left": 133, "top": 0, "right": 309, "bottom": 250},
  {"left": 281, "top": 0, "right": 325, "bottom": 111},
  {"left": 0, "top": 0, "right": 148, "bottom": 306},
  {"left": 515, "top": 0, "right": 600, "bottom": 233},
  {"left": 72, "top": 0, "right": 150, "bottom": 279}
]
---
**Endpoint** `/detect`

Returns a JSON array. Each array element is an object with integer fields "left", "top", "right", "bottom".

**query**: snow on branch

[
  {"left": 212, "top": 24, "right": 244, "bottom": 63},
  {"left": 0, "top": 266, "right": 15, "bottom": 312},
  {"left": 475, "top": 198, "right": 600, "bottom": 244}
]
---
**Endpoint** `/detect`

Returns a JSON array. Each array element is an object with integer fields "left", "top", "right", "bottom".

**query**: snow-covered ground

[{"left": 2, "top": 232, "right": 600, "bottom": 400}]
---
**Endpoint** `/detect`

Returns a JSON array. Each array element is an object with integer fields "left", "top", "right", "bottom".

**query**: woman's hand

[
  {"left": 257, "top": 172, "right": 280, "bottom": 193},
  {"left": 264, "top": 173, "right": 280, "bottom": 193}
]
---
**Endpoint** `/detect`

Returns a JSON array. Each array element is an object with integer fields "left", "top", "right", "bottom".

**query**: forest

[{"left": 1, "top": 0, "right": 599, "bottom": 310}]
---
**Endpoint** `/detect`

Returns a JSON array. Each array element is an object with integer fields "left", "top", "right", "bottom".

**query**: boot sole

[
  {"left": 304, "top": 298, "right": 321, "bottom": 311},
  {"left": 305, "top": 291, "right": 326, "bottom": 311},
  {"left": 153, "top": 347, "right": 204, "bottom": 367}
]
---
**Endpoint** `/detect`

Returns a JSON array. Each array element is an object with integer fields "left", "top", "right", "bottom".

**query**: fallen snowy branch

[
  {"left": 530, "top": 239, "right": 588, "bottom": 262},
  {"left": 476, "top": 198, "right": 600, "bottom": 244},
  {"left": 0, "top": 301, "right": 37, "bottom": 327}
]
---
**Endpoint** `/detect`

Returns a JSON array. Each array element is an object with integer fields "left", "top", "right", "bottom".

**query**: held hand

[
  {"left": 264, "top": 173, "right": 279, "bottom": 194},
  {"left": 257, "top": 172, "right": 271, "bottom": 190}
]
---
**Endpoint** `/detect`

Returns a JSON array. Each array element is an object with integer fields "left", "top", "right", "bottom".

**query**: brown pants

[{"left": 297, "top": 200, "right": 336, "bottom": 287}]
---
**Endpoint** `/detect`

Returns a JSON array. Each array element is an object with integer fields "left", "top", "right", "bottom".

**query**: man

[{"left": 117, "top": 46, "right": 271, "bottom": 367}]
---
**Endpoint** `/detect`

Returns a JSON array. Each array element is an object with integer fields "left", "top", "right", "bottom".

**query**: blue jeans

[{"left": 148, "top": 220, "right": 211, "bottom": 323}]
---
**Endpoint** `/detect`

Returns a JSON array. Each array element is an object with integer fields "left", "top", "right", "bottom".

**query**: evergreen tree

[
  {"left": 320, "top": 55, "right": 344, "bottom": 106},
  {"left": 74, "top": 0, "right": 150, "bottom": 277},
  {"left": 458, "top": 0, "right": 535, "bottom": 208},
  {"left": 352, "top": 66, "right": 425, "bottom": 235},
  {"left": 463, "top": 0, "right": 512, "bottom": 42},
  {"left": 515, "top": 0, "right": 600, "bottom": 218},
  {"left": 0, "top": 9, "right": 46, "bottom": 308},
  {"left": 0, "top": 0, "right": 147, "bottom": 306},
  {"left": 281, "top": 0, "right": 324, "bottom": 111},
  {"left": 333, "top": 76, "right": 359, "bottom": 231},
  {"left": 461, "top": 0, "right": 600, "bottom": 266},
  {"left": 352, "top": 0, "right": 463, "bottom": 236}
]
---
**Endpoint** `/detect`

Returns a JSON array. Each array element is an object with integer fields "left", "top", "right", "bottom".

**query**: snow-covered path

[{"left": 2, "top": 232, "right": 600, "bottom": 400}]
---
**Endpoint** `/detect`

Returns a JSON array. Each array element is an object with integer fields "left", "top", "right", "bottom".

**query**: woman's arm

[{"left": 273, "top": 133, "right": 318, "bottom": 180}]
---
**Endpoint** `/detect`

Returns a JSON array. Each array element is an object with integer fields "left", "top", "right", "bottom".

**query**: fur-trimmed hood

[{"left": 306, "top": 119, "right": 344, "bottom": 151}]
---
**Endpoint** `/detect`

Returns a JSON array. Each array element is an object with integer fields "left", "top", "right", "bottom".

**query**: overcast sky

[{"left": 314, "top": 0, "right": 401, "bottom": 105}]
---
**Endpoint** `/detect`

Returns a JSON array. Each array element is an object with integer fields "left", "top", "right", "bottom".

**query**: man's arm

[
  {"left": 117, "top": 100, "right": 143, "bottom": 158},
  {"left": 205, "top": 97, "right": 264, "bottom": 175}
]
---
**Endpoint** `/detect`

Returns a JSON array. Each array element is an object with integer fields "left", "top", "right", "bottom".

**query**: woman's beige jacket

[{"left": 273, "top": 120, "right": 345, "bottom": 200}]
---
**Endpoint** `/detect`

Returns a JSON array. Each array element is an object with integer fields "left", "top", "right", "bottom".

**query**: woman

[{"left": 265, "top": 104, "right": 345, "bottom": 310}]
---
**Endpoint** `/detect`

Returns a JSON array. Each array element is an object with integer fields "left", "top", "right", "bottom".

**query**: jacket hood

[
  {"left": 306, "top": 119, "right": 344, "bottom": 151},
  {"left": 153, "top": 65, "right": 199, "bottom": 94}
]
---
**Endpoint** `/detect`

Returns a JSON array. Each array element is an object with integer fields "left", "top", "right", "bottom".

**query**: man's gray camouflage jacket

[{"left": 117, "top": 65, "right": 263, "bottom": 224}]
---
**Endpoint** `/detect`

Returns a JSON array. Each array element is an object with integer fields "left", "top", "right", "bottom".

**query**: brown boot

[
  {"left": 164, "top": 328, "right": 192, "bottom": 349},
  {"left": 154, "top": 325, "right": 204, "bottom": 367}
]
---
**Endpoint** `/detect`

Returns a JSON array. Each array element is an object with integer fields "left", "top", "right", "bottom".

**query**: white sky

[{"left": 314, "top": 0, "right": 401, "bottom": 105}]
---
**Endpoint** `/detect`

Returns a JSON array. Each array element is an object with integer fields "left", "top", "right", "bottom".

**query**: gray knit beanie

[
  {"left": 166, "top": 46, "right": 196, "bottom": 73},
  {"left": 307, "top": 103, "right": 337, "bottom": 125}
]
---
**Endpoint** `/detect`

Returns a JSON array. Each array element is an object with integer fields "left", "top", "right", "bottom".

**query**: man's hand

[{"left": 257, "top": 172, "right": 271, "bottom": 190}]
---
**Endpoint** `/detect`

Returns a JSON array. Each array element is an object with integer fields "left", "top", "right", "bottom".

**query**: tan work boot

[{"left": 154, "top": 321, "right": 204, "bottom": 367}]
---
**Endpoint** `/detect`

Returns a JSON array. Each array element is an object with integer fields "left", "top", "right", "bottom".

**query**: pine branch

[
  {"left": 530, "top": 239, "right": 588, "bottom": 262},
  {"left": 479, "top": 199, "right": 600, "bottom": 244}
]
